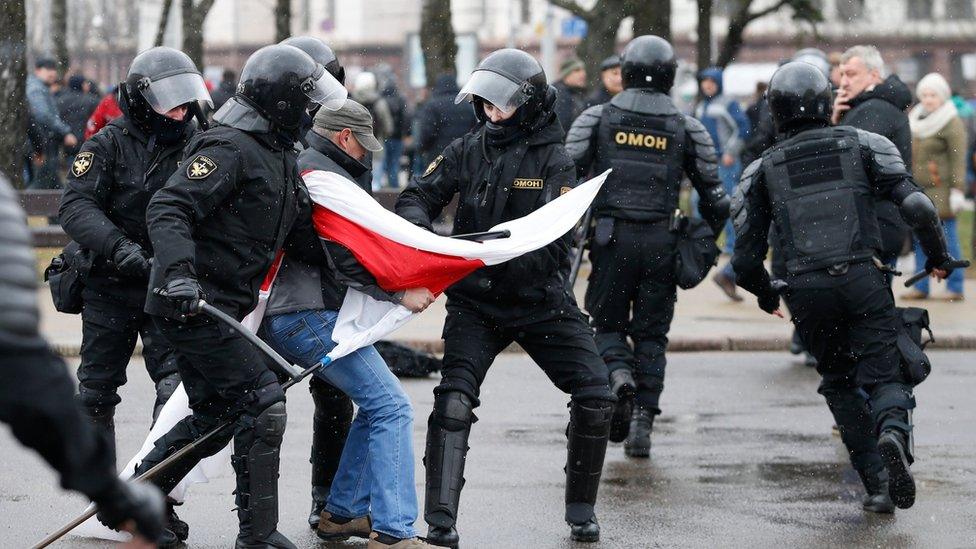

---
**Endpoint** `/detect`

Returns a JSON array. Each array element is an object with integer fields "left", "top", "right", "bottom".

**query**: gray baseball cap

[{"left": 312, "top": 99, "right": 383, "bottom": 152}]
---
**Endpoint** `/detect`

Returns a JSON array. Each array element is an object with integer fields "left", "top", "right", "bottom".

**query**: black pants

[
  {"left": 787, "top": 264, "right": 915, "bottom": 475},
  {"left": 0, "top": 346, "right": 116, "bottom": 500},
  {"left": 585, "top": 220, "right": 677, "bottom": 412},
  {"left": 136, "top": 316, "right": 284, "bottom": 494},
  {"left": 77, "top": 286, "right": 179, "bottom": 409},
  {"left": 436, "top": 302, "right": 612, "bottom": 406}
]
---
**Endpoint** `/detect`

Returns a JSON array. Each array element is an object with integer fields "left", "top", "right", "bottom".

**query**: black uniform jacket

[
  {"left": 396, "top": 115, "right": 577, "bottom": 323},
  {"left": 731, "top": 125, "right": 921, "bottom": 302},
  {"left": 59, "top": 117, "right": 194, "bottom": 302},
  {"left": 144, "top": 124, "right": 320, "bottom": 320}
]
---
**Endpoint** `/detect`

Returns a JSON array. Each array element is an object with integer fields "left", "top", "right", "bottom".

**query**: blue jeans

[
  {"left": 912, "top": 218, "right": 965, "bottom": 295},
  {"left": 718, "top": 159, "right": 742, "bottom": 254},
  {"left": 383, "top": 138, "right": 404, "bottom": 188},
  {"left": 264, "top": 309, "right": 418, "bottom": 539}
]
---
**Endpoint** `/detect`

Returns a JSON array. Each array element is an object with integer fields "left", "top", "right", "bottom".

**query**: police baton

[
  {"left": 33, "top": 300, "right": 326, "bottom": 548},
  {"left": 903, "top": 259, "right": 970, "bottom": 288}
]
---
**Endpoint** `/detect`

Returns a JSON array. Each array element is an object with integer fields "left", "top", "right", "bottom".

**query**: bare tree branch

[
  {"left": 154, "top": 0, "right": 174, "bottom": 47},
  {"left": 548, "top": 0, "right": 592, "bottom": 20}
]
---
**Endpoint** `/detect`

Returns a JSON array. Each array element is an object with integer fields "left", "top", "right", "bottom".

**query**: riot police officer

[
  {"left": 0, "top": 174, "right": 166, "bottom": 546},
  {"left": 59, "top": 46, "right": 211, "bottom": 443},
  {"left": 565, "top": 35, "right": 729, "bottom": 457},
  {"left": 279, "top": 34, "right": 356, "bottom": 530},
  {"left": 135, "top": 44, "right": 347, "bottom": 548},
  {"left": 396, "top": 49, "right": 614, "bottom": 546},
  {"left": 58, "top": 46, "right": 211, "bottom": 545},
  {"left": 731, "top": 62, "right": 957, "bottom": 513}
]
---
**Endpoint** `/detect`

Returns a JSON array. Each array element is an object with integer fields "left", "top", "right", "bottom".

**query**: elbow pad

[
  {"left": 700, "top": 187, "right": 730, "bottom": 235},
  {"left": 900, "top": 191, "right": 949, "bottom": 262}
]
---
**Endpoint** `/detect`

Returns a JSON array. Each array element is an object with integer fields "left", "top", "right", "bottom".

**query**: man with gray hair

[{"left": 834, "top": 44, "right": 914, "bottom": 268}]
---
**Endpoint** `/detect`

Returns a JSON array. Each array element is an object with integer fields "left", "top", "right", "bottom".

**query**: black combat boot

[
  {"left": 608, "top": 369, "right": 635, "bottom": 443},
  {"left": 859, "top": 468, "right": 894, "bottom": 514},
  {"left": 624, "top": 407, "right": 653, "bottom": 458},
  {"left": 565, "top": 400, "right": 611, "bottom": 543},
  {"left": 426, "top": 526, "right": 460, "bottom": 548},
  {"left": 166, "top": 498, "right": 190, "bottom": 541},
  {"left": 878, "top": 429, "right": 915, "bottom": 509}
]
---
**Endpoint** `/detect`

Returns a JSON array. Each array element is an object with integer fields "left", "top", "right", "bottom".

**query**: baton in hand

[
  {"left": 903, "top": 259, "right": 970, "bottom": 288},
  {"left": 33, "top": 300, "right": 327, "bottom": 548},
  {"left": 450, "top": 229, "right": 511, "bottom": 242}
]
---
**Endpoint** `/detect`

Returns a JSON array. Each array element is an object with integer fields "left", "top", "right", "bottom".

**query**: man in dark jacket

[
  {"left": 56, "top": 74, "right": 99, "bottom": 156},
  {"left": 26, "top": 58, "right": 76, "bottom": 188},
  {"left": 381, "top": 80, "right": 409, "bottom": 188},
  {"left": 554, "top": 56, "right": 588, "bottom": 136},
  {"left": 415, "top": 74, "right": 476, "bottom": 168},
  {"left": 584, "top": 55, "right": 622, "bottom": 109},
  {"left": 834, "top": 45, "right": 914, "bottom": 265}
]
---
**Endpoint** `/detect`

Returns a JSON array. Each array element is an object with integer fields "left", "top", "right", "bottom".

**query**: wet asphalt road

[{"left": 2, "top": 351, "right": 975, "bottom": 548}]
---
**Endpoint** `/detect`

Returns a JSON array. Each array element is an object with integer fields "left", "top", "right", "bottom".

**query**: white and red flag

[{"left": 73, "top": 168, "right": 608, "bottom": 541}]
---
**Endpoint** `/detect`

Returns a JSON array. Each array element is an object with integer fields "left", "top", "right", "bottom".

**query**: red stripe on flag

[{"left": 312, "top": 206, "right": 484, "bottom": 295}]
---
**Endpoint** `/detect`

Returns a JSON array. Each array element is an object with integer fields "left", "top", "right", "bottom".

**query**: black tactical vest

[
  {"left": 594, "top": 103, "right": 685, "bottom": 221},
  {"left": 762, "top": 126, "right": 881, "bottom": 275}
]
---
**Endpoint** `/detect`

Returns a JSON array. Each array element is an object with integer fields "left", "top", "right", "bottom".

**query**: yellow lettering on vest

[
  {"left": 654, "top": 136, "right": 668, "bottom": 149},
  {"left": 615, "top": 131, "right": 628, "bottom": 144},
  {"left": 627, "top": 133, "right": 644, "bottom": 146}
]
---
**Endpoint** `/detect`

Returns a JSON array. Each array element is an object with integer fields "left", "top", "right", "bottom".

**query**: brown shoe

[
  {"left": 712, "top": 271, "right": 743, "bottom": 302},
  {"left": 900, "top": 290, "right": 929, "bottom": 300},
  {"left": 317, "top": 511, "right": 371, "bottom": 541},
  {"left": 366, "top": 532, "right": 449, "bottom": 548}
]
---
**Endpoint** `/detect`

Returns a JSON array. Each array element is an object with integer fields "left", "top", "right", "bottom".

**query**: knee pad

[
  {"left": 78, "top": 380, "right": 122, "bottom": 408},
  {"left": 569, "top": 399, "right": 613, "bottom": 436},
  {"left": 254, "top": 401, "right": 287, "bottom": 448},
  {"left": 431, "top": 391, "right": 475, "bottom": 432},
  {"left": 242, "top": 381, "right": 286, "bottom": 417},
  {"left": 869, "top": 383, "right": 915, "bottom": 434}
]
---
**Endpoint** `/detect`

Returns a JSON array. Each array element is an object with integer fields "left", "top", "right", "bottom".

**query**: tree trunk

[
  {"left": 420, "top": 0, "right": 457, "bottom": 88},
  {"left": 274, "top": 0, "right": 291, "bottom": 42},
  {"left": 0, "top": 0, "right": 27, "bottom": 187},
  {"left": 631, "top": 0, "right": 671, "bottom": 42},
  {"left": 51, "top": 0, "right": 69, "bottom": 76},
  {"left": 576, "top": 8, "right": 624, "bottom": 89},
  {"left": 154, "top": 0, "right": 174, "bottom": 47},
  {"left": 182, "top": 0, "right": 217, "bottom": 70},
  {"left": 696, "top": 0, "right": 712, "bottom": 71}
]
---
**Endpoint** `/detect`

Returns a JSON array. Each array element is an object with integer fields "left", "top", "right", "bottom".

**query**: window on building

[
  {"left": 946, "top": 0, "right": 975, "bottom": 19},
  {"left": 906, "top": 0, "right": 933, "bottom": 19},
  {"left": 835, "top": 0, "right": 865, "bottom": 21}
]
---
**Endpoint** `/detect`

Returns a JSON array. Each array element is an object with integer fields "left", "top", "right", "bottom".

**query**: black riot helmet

[
  {"left": 214, "top": 44, "right": 347, "bottom": 135},
  {"left": 119, "top": 47, "right": 212, "bottom": 142},
  {"left": 791, "top": 47, "right": 831, "bottom": 80},
  {"left": 767, "top": 61, "right": 833, "bottom": 132},
  {"left": 280, "top": 36, "right": 345, "bottom": 85},
  {"left": 456, "top": 48, "right": 551, "bottom": 126},
  {"left": 620, "top": 35, "right": 677, "bottom": 93}
]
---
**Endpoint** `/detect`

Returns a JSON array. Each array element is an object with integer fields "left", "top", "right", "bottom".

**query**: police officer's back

[
  {"left": 565, "top": 35, "right": 730, "bottom": 457},
  {"left": 58, "top": 48, "right": 211, "bottom": 477},
  {"left": 731, "top": 62, "right": 957, "bottom": 514}
]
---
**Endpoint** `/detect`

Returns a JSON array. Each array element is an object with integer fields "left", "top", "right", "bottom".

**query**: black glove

[
  {"left": 757, "top": 290, "right": 780, "bottom": 314},
  {"left": 94, "top": 480, "right": 165, "bottom": 542},
  {"left": 154, "top": 276, "right": 203, "bottom": 316},
  {"left": 112, "top": 238, "right": 151, "bottom": 278},
  {"left": 925, "top": 255, "right": 955, "bottom": 278}
]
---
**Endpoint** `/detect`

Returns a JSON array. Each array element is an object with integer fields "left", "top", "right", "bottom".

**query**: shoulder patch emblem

[
  {"left": 71, "top": 152, "right": 94, "bottom": 177},
  {"left": 423, "top": 155, "right": 444, "bottom": 178},
  {"left": 560, "top": 186, "right": 573, "bottom": 196},
  {"left": 512, "top": 178, "right": 544, "bottom": 190},
  {"left": 187, "top": 155, "right": 217, "bottom": 180}
]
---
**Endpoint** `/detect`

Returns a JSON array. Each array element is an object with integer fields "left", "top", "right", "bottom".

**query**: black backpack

[{"left": 375, "top": 340, "right": 443, "bottom": 378}]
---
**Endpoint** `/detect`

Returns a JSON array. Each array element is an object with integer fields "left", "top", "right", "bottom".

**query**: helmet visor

[
  {"left": 139, "top": 72, "right": 213, "bottom": 115},
  {"left": 303, "top": 66, "right": 348, "bottom": 111},
  {"left": 455, "top": 70, "right": 530, "bottom": 114}
]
